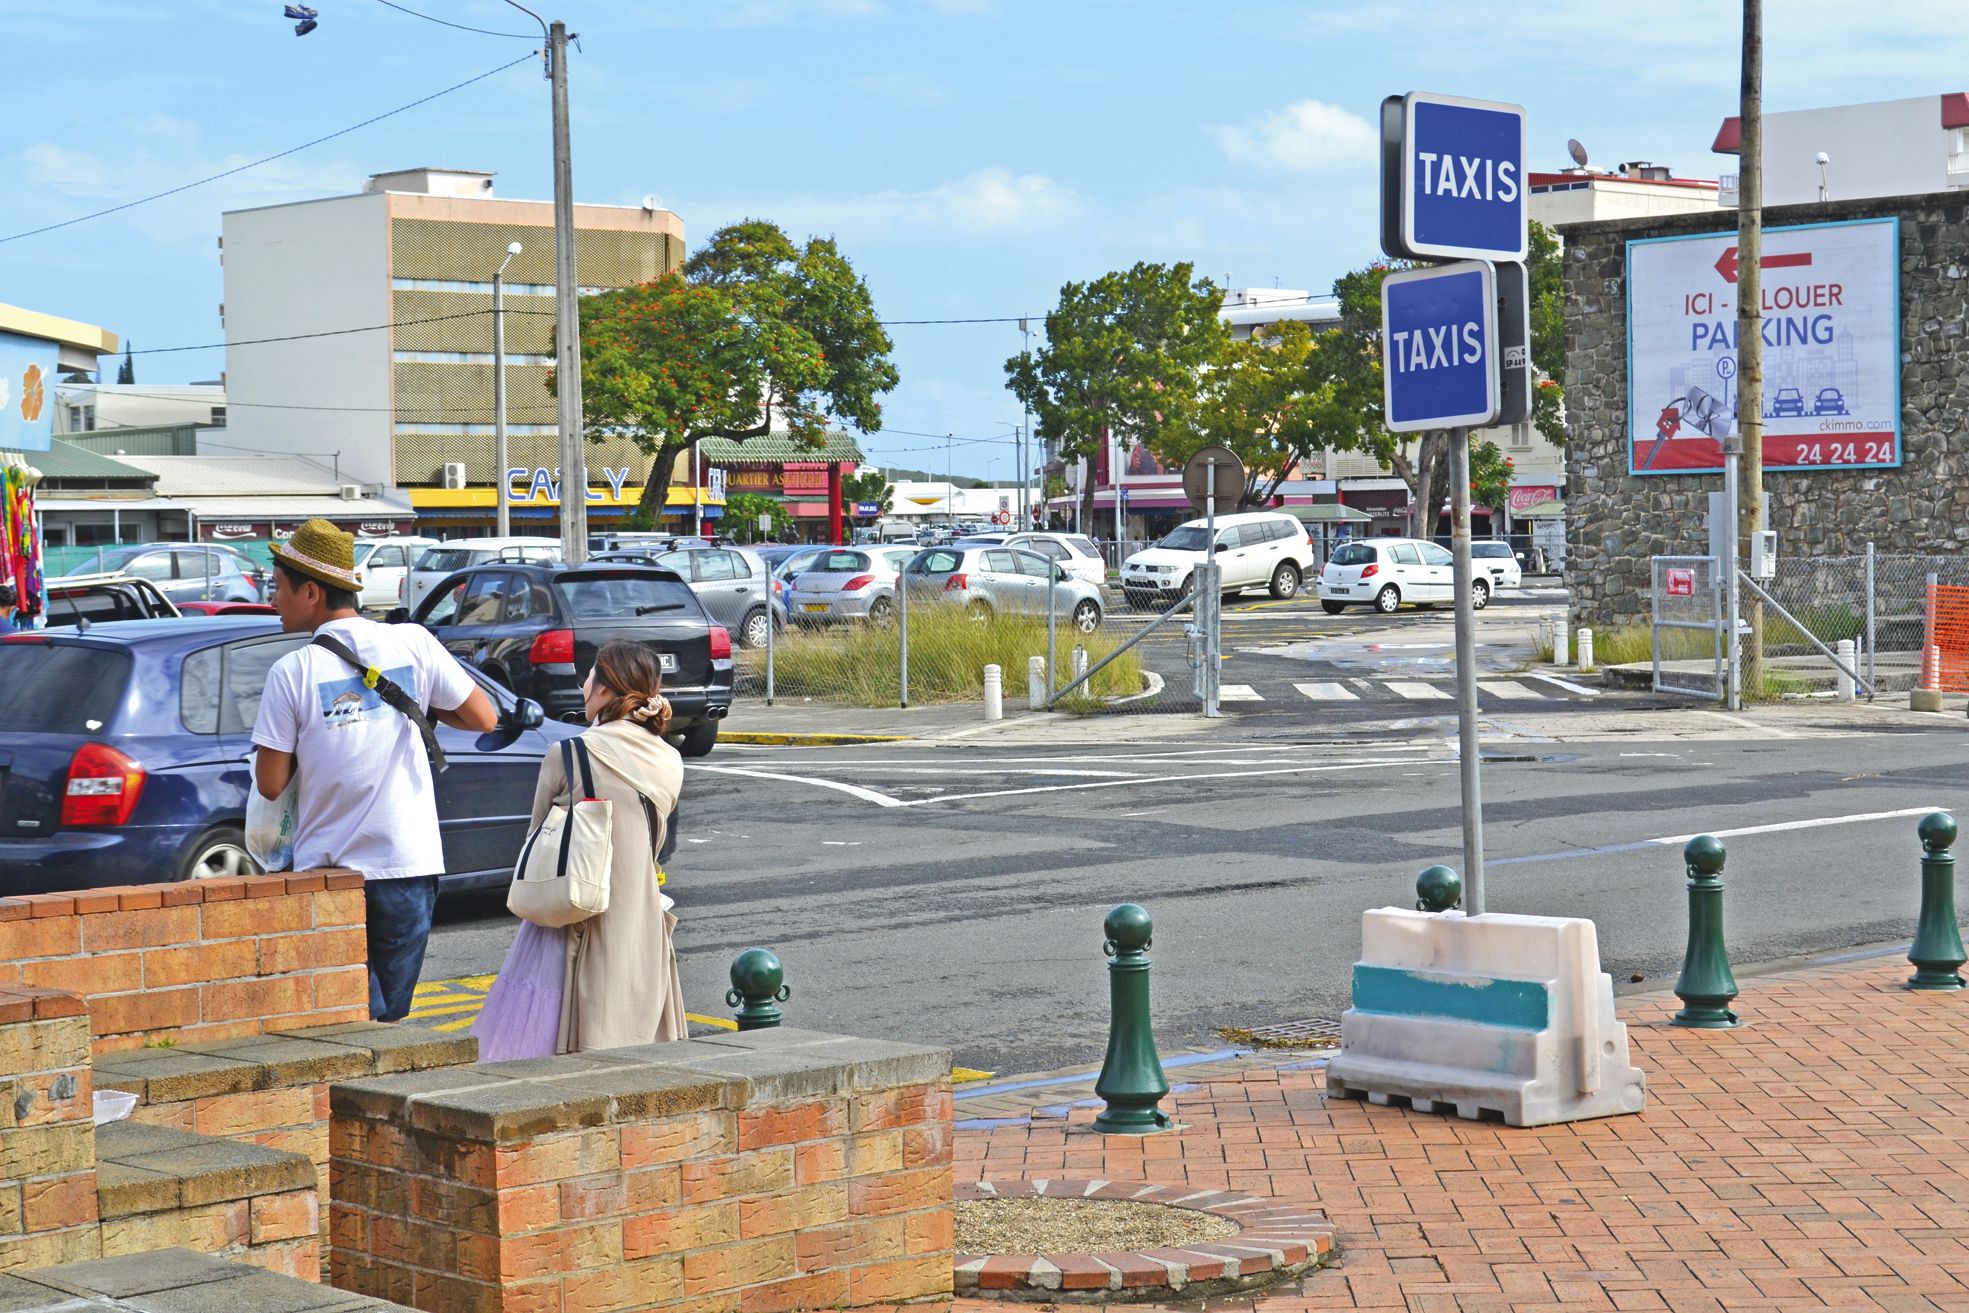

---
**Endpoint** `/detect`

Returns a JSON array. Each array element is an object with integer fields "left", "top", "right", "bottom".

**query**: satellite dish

[
  {"left": 1567, "top": 138, "right": 1590, "bottom": 169},
  {"left": 641, "top": 194, "right": 661, "bottom": 213}
]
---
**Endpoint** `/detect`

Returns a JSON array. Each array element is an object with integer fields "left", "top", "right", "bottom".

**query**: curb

[{"left": 719, "top": 730, "right": 914, "bottom": 746}]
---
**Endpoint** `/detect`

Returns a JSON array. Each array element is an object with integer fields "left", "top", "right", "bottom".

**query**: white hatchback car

[
  {"left": 1004, "top": 532, "right": 1107, "bottom": 590},
  {"left": 1470, "top": 540, "right": 1524, "bottom": 592},
  {"left": 1120, "top": 511, "right": 1314, "bottom": 610},
  {"left": 352, "top": 536, "right": 436, "bottom": 610},
  {"left": 1318, "top": 537, "right": 1497, "bottom": 613}
]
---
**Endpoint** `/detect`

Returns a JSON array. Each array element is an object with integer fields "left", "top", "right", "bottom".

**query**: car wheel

[
  {"left": 1374, "top": 584, "right": 1401, "bottom": 614},
  {"left": 1269, "top": 562, "right": 1301, "bottom": 599},
  {"left": 480, "top": 663, "right": 514, "bottom": 691},
  {"left": 1071, "top": 599, "right": 1101, "bottom": 633},
  {"left": 1321, "top": 600, "right": 1346, "bottom": 615},
  {"left": 966, "top": 600, "right": 993, "bottom": 622},
  {"left": 677, "top": 719, "right": 718, "bottom": 757},
  {"left": 1471, "top": 579, "right": 1490, "bottom": 610},
  {"left": 176, "top": 826, "right": 258, "bottom": 882},
  {"left": 1177, "top": 573, "right": 1195, "bottom": 600},
  {"left": 867, "top": 595, "right": 896, "bottom": 624},
  {"left": 739, "top": 607, "right": 772, "bottom": 648}
]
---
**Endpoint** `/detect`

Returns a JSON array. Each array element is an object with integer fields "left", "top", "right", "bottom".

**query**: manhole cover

[
  {"left": 957, "top": 1197, "right": 1238, "bottom": 1255},
  {"left": 1220, "top": 1017, "right": 1342, "bottom": 1048}
]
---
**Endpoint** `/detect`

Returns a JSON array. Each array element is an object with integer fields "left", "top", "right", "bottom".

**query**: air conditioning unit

[
  {"left": 441, "top": 462, "right": 469, "bottom": 490},
  {"left": 339, "top": 484, "right": 364, "bottom": 501}
]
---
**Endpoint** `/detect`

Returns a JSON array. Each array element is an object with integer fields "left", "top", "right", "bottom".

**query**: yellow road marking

[
  {"left": 432, "top": 1016, "right": 478, "bottom": 1033},
  {"left": 952, "top": 1067, "right": 994, "bottom": 1083},
  {"left": 404, "top": 1001, "right": 489, "bottom": 1019},
  {"left": 687, "top": 1013, "right": 739, "bottom": 1032}
]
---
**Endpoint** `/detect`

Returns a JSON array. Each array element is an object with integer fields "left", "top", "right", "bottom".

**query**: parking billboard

[{"left": 1626, "top": 217, "right": 1900, "bottom": 474}]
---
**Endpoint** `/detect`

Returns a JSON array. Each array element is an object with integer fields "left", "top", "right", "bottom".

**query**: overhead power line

[
  {"left": 370, "top": 0, "right": 534, "bottom": 37},
  {"left": 0, "top": 51, "right": 537, "bottom": 247}
]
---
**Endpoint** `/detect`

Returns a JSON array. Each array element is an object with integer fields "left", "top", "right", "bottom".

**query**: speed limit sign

[{"left": 993, "top": 510, "right": 1011, "bottom": 526}]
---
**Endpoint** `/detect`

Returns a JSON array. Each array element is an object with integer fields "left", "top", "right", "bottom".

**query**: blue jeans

[{"left": 366, "top": 876, "right": 439, "bottom": 1022}]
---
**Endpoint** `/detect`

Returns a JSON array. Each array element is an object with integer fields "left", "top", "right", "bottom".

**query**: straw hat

[{"left": 271, "top": 519, "right": 362, "bottom": 593}]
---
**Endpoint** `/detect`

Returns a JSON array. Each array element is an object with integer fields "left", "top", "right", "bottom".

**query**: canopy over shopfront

[{"left": 698, "top": 432, "right": 864, "bottom": 544}]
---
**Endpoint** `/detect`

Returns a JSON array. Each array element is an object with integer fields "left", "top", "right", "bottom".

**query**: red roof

[
  {"left": 1527, "top": 171, "right": 1718, "bottom": 191},
  {"left": 1943, "top": 93, "right": 1969, "bottom": 129},
  {"left": 1713, "top": 117, "right": 1741, "bottom": 153}
]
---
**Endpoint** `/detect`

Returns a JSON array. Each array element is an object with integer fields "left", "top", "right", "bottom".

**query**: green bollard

[
  {"left": 726, "top": 948, "right": 791, "bottom": 1030},
  {"left": 1908, "top": 812, "right": 1965, "bottom": 990},
  {"left": 1416, "top": 865, "right": 1462, "bottom": 912},
  {"left": 1672, "top": 835, "right": 1742, "bottom": 1028},
  {"left": 1091, "top": 904, "right": 1172, "bottom": 1134}
]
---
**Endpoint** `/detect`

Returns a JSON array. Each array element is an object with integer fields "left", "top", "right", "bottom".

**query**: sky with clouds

[{"left": 2, "top": 0, "right": 1966, "bottom": 478}]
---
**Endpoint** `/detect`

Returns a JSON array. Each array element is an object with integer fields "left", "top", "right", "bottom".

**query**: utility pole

[
  {"left": 1737, "top": 0, "right": 1764, "bottom": 692},
  {"left": 1019, "top": 317, "right": 1033, "bottom": 527},
  {"left": 493, "top": 241, "right": 521, "bottom": 538},
  {"left": 546, "top": 18, "right": 587, "bottom": 564}
]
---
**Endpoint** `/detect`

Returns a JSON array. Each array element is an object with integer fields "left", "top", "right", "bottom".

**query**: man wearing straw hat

[{"left": 251, "top": 519, "right": 497, "bottom": 1021}]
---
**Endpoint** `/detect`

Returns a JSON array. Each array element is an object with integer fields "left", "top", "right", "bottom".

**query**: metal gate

[
  {"left": 1651, "top": 555, "right": 1725, "bottom": 698},
  {"left": 1043, "top": 563, "right": 1217, "bottom": 713}
]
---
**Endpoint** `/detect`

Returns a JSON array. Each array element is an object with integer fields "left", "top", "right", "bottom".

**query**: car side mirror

[
  {"left": 384, "top": 606, "right": 410, "bottom": 624},
  {"left": 511, "top": 698, "right": 545, "bottom": 730}
]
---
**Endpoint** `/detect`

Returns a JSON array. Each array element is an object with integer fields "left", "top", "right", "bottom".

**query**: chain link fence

[
  {"left": 1737, "top": 549, "right": 1969, "bottom": 693},
  {"left": 732, "top": 578, "right": 1203, "bottom": 715}
]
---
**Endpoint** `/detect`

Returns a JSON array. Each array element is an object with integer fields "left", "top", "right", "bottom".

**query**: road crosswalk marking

[
  {"left": 1476, "top": 680, "right": 1552, "bottom": 700},
  {"left": 1217, "top": 684, "right": 1264, "bottom": 701},
  {"left": 1385, "top": 681, "right": 1452, "bottom": 700},
  {"left": 1294, "top": 681, "right": 1359, "bottom": 701}
]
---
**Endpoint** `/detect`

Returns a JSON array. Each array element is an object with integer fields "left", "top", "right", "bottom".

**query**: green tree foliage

[
  {"left": 1006, "top": 262, "right": 1227, "bottom": 528},
  {"left": 839, "top": 470, "right": 893, "bottom": 521},
  {"left": 724, "top": 492, "right": 789, "bottom": 542},
  {"left": 115, "top": 346, "right": 134, "bottom": 386},
  {"left": 570, "top": 220, "right": 899, "bottom": 521}
]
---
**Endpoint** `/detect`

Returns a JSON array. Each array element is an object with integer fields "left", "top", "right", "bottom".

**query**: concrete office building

[
  {"left": 1712, "top": 93, "right": 1969, "bottom": 206},
  {"left": 221, "top": 168, "right": 688, "bottom": 534}
]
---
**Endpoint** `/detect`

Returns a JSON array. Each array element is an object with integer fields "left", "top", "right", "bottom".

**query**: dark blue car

[{"left": 0, "top": 618, "right": 575, "bottom": 896}]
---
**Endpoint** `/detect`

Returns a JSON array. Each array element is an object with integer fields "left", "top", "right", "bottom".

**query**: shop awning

[
  {"left": 1515, "top": 501, "right": 1567, "bottom": 519},
  {"left": 1284, "top": 504, "right": 1375, "bottom": 524}
]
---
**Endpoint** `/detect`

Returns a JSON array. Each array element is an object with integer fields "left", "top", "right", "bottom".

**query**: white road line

[
  {"left": 1217, "top": 684, "right": 1264, "bottom": 701},
  {"left": 1386, "top": 681, "right": 1452, "bottom": 700},
  {"left": 1527, "top": 672, "right": 1601, "bottom": 697},
  {"left": 682, "top": 764, "right": 905, "bottom": 808},
  {"left": 1651, "top": 806, "right": 1946, "bottom": 847},
  {"left": 1294, "top": 681, "right": 1359, "bottom": 701},
  {"left": 895, "top": 756, "right": 1435, "bottom": 806},
  {"left": 1477, "top": 680, "right": 1549, "bottom": 700}
]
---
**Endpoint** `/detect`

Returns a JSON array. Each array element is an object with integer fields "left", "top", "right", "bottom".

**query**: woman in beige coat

[{"left": 474, "top": 640, "right": 687, "bottom": 1058}]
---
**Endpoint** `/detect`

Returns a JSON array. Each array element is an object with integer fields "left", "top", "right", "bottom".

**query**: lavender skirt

[{"left": 470, "top": 921, "right": 568, "bottom": 1062}]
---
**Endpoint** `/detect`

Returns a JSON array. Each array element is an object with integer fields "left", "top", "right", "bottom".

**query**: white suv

[
  {"left": 1318, "top": 537, "right": 1498, "bottom": 613},
  {"left": 1120, "top": 511, "right": 1314, "bottom": 610},
  {"left": 400, "top": 536, "right": 563, "bottom": 611}
]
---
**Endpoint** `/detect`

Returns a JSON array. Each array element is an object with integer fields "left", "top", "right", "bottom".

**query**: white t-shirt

[{"left": 251, "top": 616, "right": 476, "bottom": 881}]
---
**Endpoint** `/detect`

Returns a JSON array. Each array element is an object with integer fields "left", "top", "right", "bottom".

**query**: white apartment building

[
  {"left": 221, "top": 168, "right": 685, "bottom": 534},
  {"left": 52, "top": 382, "right": 226, "bottom": 436},
  {"left": 1712, "top": 93, "right": 1969, "bottom": 206}
]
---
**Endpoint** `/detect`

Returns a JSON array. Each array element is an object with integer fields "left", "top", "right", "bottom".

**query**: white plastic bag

[{"left": 246, "top": 776, "right": 298, "bottom": 872}]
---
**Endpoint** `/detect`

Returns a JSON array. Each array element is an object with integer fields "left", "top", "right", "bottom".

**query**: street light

[{"left": 493, "top": 240, "right": 522, "bottom": 536}]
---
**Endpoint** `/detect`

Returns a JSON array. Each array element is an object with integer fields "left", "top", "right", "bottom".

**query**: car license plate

[
  {"left": 802, "top": 603, "right": 829, "bottom": 613},
  {"left": 659, "top": 653, "right": 678, "bottom": 672}
]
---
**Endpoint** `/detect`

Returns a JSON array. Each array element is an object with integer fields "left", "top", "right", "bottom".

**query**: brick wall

[
  {"left": 0, "top": 986, "right": 99, "bottom": 1272},
  {"left": 0, "top": 871, "right": 370, "bottom": 1055},
  {"left": 329, "top": 1031, "right": 954, "bottom": 1313}
]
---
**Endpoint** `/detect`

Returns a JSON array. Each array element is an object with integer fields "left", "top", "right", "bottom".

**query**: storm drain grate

[{"left": 1220, "top": 1017, "right": 1344, "bottom": 1049}]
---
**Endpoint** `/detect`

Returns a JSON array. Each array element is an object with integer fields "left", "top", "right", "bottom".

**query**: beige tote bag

[{"left": 508, "top": 737, "right": 612, "bottom": 928}]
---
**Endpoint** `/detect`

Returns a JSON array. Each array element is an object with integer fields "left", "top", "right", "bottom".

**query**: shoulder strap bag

[
  {"left": 507, "top": 737, "right": 613, "bottom": 928},
  {"left": 309, "top": 632, "right": 448, "bottom": 773}
]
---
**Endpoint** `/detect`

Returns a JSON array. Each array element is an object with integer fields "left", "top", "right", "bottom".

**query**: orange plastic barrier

[{"left": 1926, "top": 584, "right": 1969, "bottom": 691}]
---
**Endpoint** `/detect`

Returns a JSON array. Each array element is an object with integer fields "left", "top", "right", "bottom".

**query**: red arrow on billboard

[{"left": 1714, "top": 247, "right": 1814, "bottom": 283}]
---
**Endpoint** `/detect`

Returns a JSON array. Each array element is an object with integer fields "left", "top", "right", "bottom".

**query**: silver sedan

[
  {"left": 786, "top": 547, "right": 918, "bottom": 624},
  {"left": 899, "top": 545, "right": 1105, "bottom": 632}
]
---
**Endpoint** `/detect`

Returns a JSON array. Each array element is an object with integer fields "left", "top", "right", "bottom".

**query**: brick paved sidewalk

[{"left": 953, "top": 955, "right": 1969, "bottom": 1312}]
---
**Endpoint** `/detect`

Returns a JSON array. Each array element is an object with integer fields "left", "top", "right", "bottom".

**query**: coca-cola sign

[{"left": 1507, "top": 485, "right": 1558, "bottom": 513}]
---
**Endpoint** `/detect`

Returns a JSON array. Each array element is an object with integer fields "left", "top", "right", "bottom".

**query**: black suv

[{"left": 400, "top": 563, "right": 735, "bottom": 756}]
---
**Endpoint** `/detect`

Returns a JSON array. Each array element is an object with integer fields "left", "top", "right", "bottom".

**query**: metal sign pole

[
  {"left": 899, "top": 562, "right": 910, "bottom": 710},
  {"left": 1203, "top": 457, "right": 1220, "bottom": 717},
  {"left": 1449, "top": 425, "right": 1486, "bottom": 915}
]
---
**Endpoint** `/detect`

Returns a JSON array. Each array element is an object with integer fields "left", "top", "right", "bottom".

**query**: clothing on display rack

[{"left": 0, "top": 457, "right": 46, "bottom": 632}]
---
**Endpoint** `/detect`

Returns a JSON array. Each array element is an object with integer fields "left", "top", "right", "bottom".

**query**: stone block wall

[
  {"left": 1560, "top": 191, "right": 1969, "bottom": 632},
  {"left": 329, "top": 1029, "right": 954, "bottom": 1313},
  {"left": 0, "top": 986, "right": 99, "bottom": 1273},
  {"left": 95, "top": 1121, "right": 321, "bottom": 1279},
  {"left": 0, "top": 871, "right": 371, "bottom": 1055}
]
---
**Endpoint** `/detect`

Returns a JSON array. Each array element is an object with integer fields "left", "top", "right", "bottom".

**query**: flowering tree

[{"left": 568, "top": 220, "right": 899, "bottom": 523}]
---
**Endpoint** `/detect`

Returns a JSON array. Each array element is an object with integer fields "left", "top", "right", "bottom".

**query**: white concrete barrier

[
  {"left": 1324, "top": 907, "right": 1646, "bottom": 1127},
  {"left": 1028, "top": 655, "right": 1047, "bottom": 706},
  {"left": 982, "top": 664, "right": 1003, "bottom": 721}
]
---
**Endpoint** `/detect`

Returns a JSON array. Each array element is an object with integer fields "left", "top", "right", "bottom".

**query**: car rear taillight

[
  {"left": 1360, "top": 563, "right": 1379, "bottom": 579},
  {"left": 708, "top": 626, "right": 732, "bottom": 660},
  {"left": 528, "top": 629, "right": 574, "bottom": 665},
  {"left": 943, "top": 573, "right": 967, "bottom": 592},
  {"left": 842, "top": 574, "right": 874, "bottom": 592},
  {"left": 61, "top": 743, "right": 145, "bottom": 827}
]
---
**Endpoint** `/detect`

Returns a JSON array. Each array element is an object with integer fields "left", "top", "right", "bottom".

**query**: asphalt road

[{"left": 424, "top": 590, "right": 1966, "bottom": 1076}]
